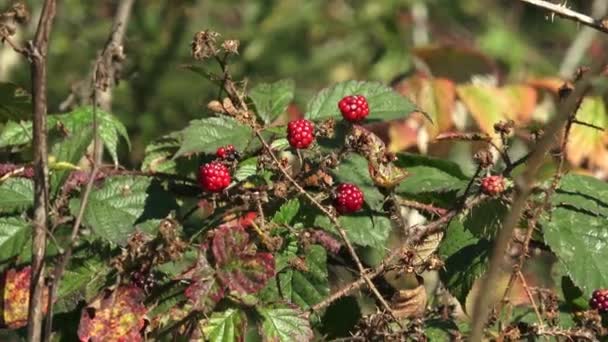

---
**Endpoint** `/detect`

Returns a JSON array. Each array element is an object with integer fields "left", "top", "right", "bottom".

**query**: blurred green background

[{"left": 0, "top": 0, "right": 597, "bottom": 165}]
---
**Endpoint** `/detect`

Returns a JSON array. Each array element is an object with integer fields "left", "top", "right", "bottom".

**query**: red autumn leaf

[
  {"left": 77, "top": 286, "right": 147, "bottom": 342},
  {"left": 181, "top": 249, "right": 224, "bottom": 312},
  {"left": 3, "top": 266, "right": 49, "bottom": 329},
  {"left": 212, "top": 225, "right": 275, "bottom": 294}
]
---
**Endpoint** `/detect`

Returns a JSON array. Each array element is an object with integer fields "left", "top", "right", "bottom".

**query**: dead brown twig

[
  {"left": 25, "top": 1, "right": 57, "bottom": 341},
  {"left": 469, "top": 62, "right": 603, "bottom": 342}
]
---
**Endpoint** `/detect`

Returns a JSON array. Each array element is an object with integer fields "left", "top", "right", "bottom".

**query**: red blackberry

[
  {"left": 480, "top": 175, "right": 505, "bottom": 196},
  {"left": 590, "top": 289, "right": 608, "bottom": 313},
  {"left": 198, "top": 162, "right": 231, "bottom": 192},
  {"left": 338, "top": 95, "right": 370, "bottom": 122},
  {"left": 216, "top": 145, "right": 238, "bottom": 160},
  {"left": 287, "top": 119, "right": 315, "bottom": 149},
  {"left": 334, "top": 183, "right": 364, "bottom": 214}
]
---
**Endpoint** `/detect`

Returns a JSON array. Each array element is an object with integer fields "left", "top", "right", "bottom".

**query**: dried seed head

[
  {"left": 191, "top": 29, "right": 220, "bottom": 60},
  {"left": 221, "top": 39, "right": 239, "bottom": 54}
]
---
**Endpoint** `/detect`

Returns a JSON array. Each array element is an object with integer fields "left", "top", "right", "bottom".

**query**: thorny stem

[
  {"left": 27, "top": 1, "right": 57, "bottom": 341},
  {"left": 468, "top": 61, "right": 602, "bottom": 342},
  {"left": 255, "top": 130, "right": 400, "bottom": 322},
  {"left": 311, "top": 195, "right": 486, "bottom": 312},
  {"left": 519, "top": 0, "right": 608, "bottom": 34}
]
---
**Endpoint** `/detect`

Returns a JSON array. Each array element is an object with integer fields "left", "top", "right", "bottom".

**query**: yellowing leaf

[
  {"left": 567, "top": 97, "right": 608, "bottom": 172},
  {"left": 3, "top": 266, "right": 49, "bottom": 329},
  {"left": 77, "top": 286, "right": 147, "bottom": 342}
]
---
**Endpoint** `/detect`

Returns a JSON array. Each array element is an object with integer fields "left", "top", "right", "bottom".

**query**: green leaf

[
  {"left": 50, "top": 107, "right": 130, "bottom": 165},
  {"left": 331, "top": 153, "right": 384, "bottom": 210},
  {"left": 0, "top": 178, "right": 34, "bottom": 214},
  {"left": 55, "top": 256, "right": 110, "bottom": 313},
  {"left": 261, "top": 245, "right": 329, "bottom": 309},
  {"left": 425, "top": 319, "right": 462, "bottom": 341},
  {"left": 272, "top": 199, "right": 300, "bottom": 225},
  {"left": 395, "top": 153, "right": 469, "bottom": 194},
  {"left": 541, "top": 175, "right": 608, "bottom": 297},
  {"left": 69, "top": 176, "right": 177, "bottom": 245},
  {"left": 314, "top": 212, "right": 391, "bottom": 250},
  {"left": 0, "top": 83, "right": 31, "bottom": 121},
  {"left": 201, "top": 308, "right": 248, "bottom": 342},
  {"left": 50, "top": 125, "right": 93, "bottom": 194},
  {"left": 462, "top": 199, "right": 509, "bottom": 239},
  {"left": 0, "top": 217, "right": 29, "bottom": 263},
  {"left": 141, "top": 133, "right": 181, "bottom": 173},
  {"left": 0, "top": 120, "right": 32, "bottom": 149},
  {"left": 257, "top": 304, "right": 313, "bottom": 342},
  {"left": 438, "top": 221, "right": 490, "bottom": 305},
  {"left": 305, "top": 80, "right": 416, "bottom": 122},
  {"left": 0, "top": 107, "right": 129, "bottom": 164},
  {"left": 175, "top": 116, "right": 254, "bottom": 157},
  {"left": 250, "top": 79, "right": 295, "bottom": 124},
  {"left": 235, "top": 157, "right": 259, "bottom": 181}
]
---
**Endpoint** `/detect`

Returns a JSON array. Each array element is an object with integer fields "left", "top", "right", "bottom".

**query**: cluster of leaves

[{"left": 2, "top": 35, "right": 608, "bottom": 342}]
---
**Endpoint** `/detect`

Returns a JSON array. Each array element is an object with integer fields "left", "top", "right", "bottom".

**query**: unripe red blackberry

[
  {"left": 198, "top": 162, "right": 231, "bottom": 192},
  {"left": 480, "top": 175, "right": 505, "bottom": 196},
  {"left": 338, "top": 95, "right": 369, "bottom": 122},
  {"left": 287, "top": 119, "right": 315, "bottom": 149},
  {"left": 590, "top": 289, "right": 608, "bottom": 313},
  {"left": 334, "top": 183, "right": 364, "bottom": 214},
  {"left": 216, "top": 144, "right": 239, "bottom": 161}
]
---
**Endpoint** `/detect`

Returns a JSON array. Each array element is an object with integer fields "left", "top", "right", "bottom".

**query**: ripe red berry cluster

[
  {"left": 334, "top": 183, "right": 364, "bottom": 214},
  {"left": 198, "top": 161, "right": 231, "bottom": 192},
  {"left": 216, "top": 145, "right": 236, "bottom": 159},
  {"left": 480, "top": 175, "right": 505, "bottom": 196},
  {"left": 287, "top": 119, "right": 315, "bottom": 149},
  {"left": 338, "top": 95, "right": 370, "bottom": 122},
  {"left": 590, "top": 289, "right": 608, "bottom": 313}
]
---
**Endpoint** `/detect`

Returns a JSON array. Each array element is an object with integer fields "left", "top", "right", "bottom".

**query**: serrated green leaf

[
  {"left": 69, "top": 176, "right": 177, "bottom": 245},
  {"left": 539, "top": 175, "right": 608, "bottom": 298},
  {"left": 395, "top": 153, "right": 469, "bottom": 194},
  {"left": 272, "top": 199, "right": 300, "bottom": 225},
  {"left": 175, "top": 116, "right": 254, "bottom": 157},
  {"left": 331, "top": 153, "right": 384, "bottom": 210},
  {"left": 201, "top": 308, "right": 248, "bottom": 342},
  {"left": 551, "top": 174, "right": 608, "bottom": 217},
  {"left": 50, "top": 126, "right": 93, "bottom": 194},
  {"left": 235, "top": 157, "right": 258, "bottom": 181},
  {"left": 0, "top": 106, "right": 129, "bottom": 165},
  {"left": 0, "top": 178, "right": 34, "bottom": 214},
  {"left": 305, "top": 80, "right": 416, "bottom": 122},
  {"left": 541, "top": 177, "right": 608, "bottom": 297},
  {"left": 462, "top": 199, "right": 509, "bottom": 239},
  {"left": 250, "top": 79, "right": 295, "bottom": 124},
  {"left": 0, "top": 83, "right": 31, "bottom": 121},
  {"left": 314, "top": 212, "right": 391, "bottom": 249},
  {"left": 261, "top": 245, "right": 329, "bottom": 309},
  {"left": 0, "top": 217, "right": 28, "bottom": 263},
  {"left": 258, "top": 304, "right": 313, "bottom": 342},
  {"left": 50, "top": 107, "right": 130, "bottom": 165},
  {"left": 141, "top": 134, "right": 181, "bottom": 173},
  {"left": 438, "top": 221, "right": 490, "bottom": 305},
  {"left": 0, "top": 120, "right": 32, "bottom": 149},
  {"left": 55, "top": 256, "right": 110, "bottom": 313}
]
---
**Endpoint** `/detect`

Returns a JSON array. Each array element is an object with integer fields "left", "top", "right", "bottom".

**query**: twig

[
  {"left": 572, "top": 119, "right": 605, "bottom": 131},
  {"left": 25, "top": 1, "right": 57, "bottom": 341},
  {"left": 519, "top": 0, "right": 608, "bottom": 34},
  {"left": 516, "top": 270, "right": 544, "bottom": 328},
  {"left": 255, "top": 130, "right": 398, "bottom": 321},
  {"left": 468, "top": 62, "right": 603, "bottom": 342},
  {"left": 395, "top": 198, "right": 447, "bottom": 217},
  {"left": 311, "top": 195, "right": 485, "bottom": 312},
  {"left": 558, "top": 0, "right": 608, "bottom": 78}
]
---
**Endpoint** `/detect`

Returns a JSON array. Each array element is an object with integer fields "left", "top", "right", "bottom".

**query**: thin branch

[
  {"left": 468, "top": 62, "right": 603, "bottom": 342},
  {"left": 311, "top": 195, "right": 485, "bottom": 312},
  {"left": 519, "top": 0, "right": 608, "bottom": 34},
  {"left": 572, "top": 119, "right": 605, "bottom": 131},
  {"left": 559, "top": 0, "right": 608, "bottom": 78},
  {"left": 27, "top": 1, "right": 57, "bottom": 341},
  {"left": 255, "top": 130, "right": 398, "bottom": 321}
]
